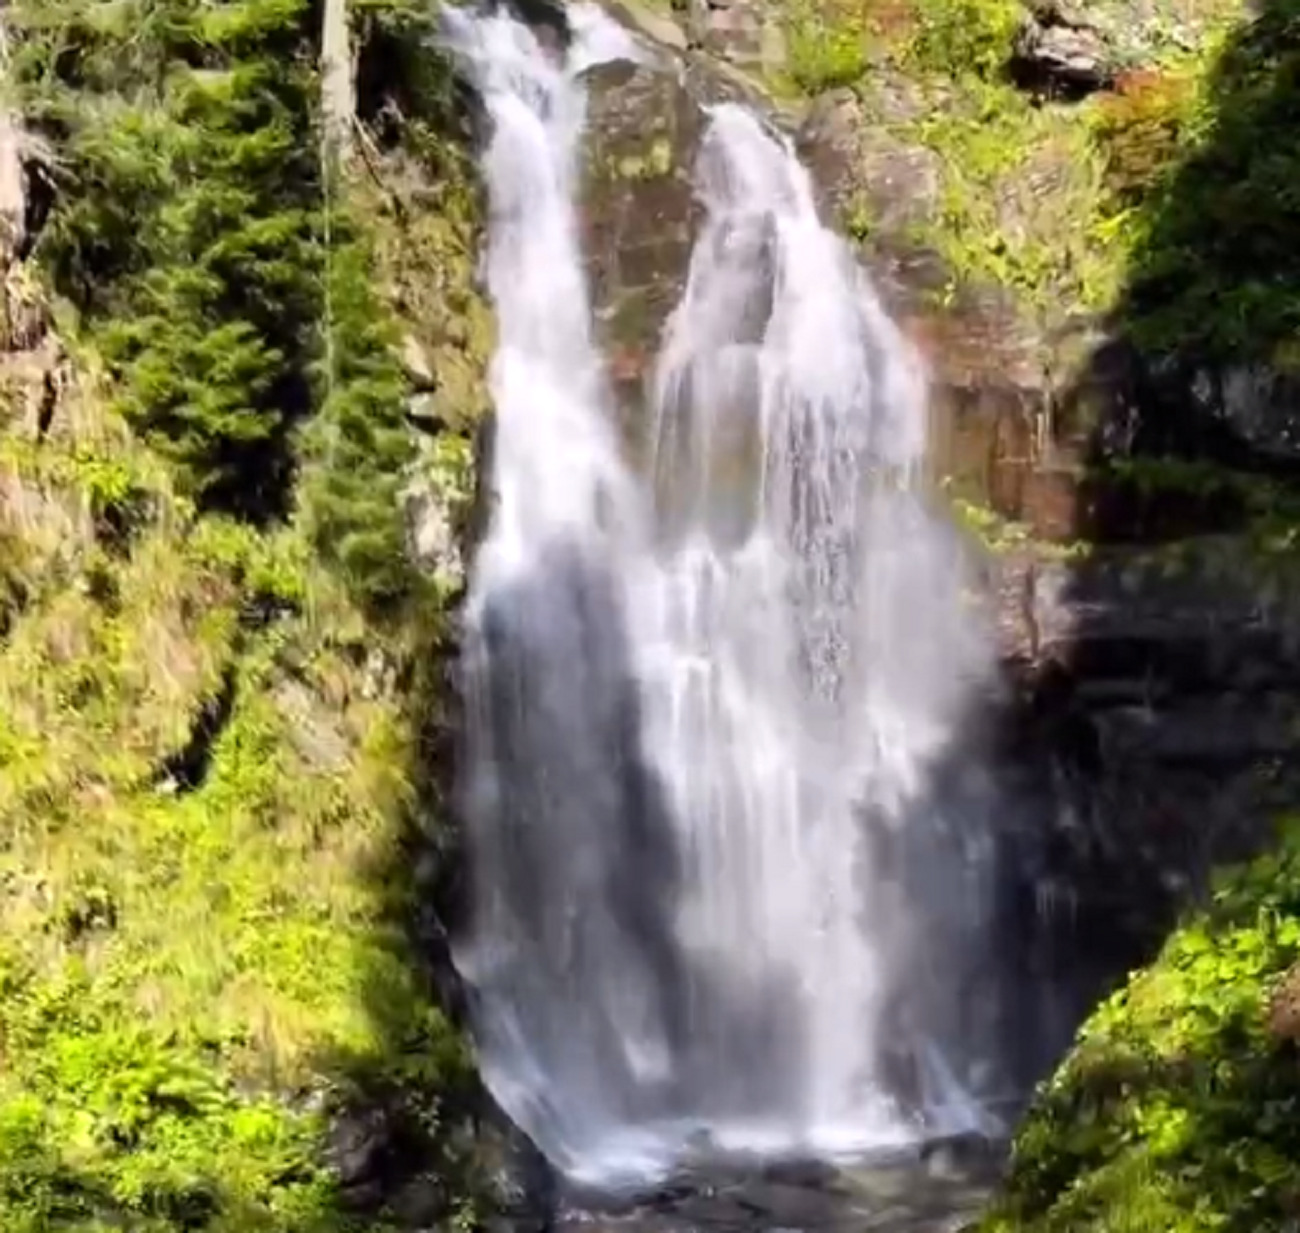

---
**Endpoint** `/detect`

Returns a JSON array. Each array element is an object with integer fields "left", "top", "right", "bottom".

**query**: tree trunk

[{"left": 321, "top": 0, "right": 355, "bottom": 161}]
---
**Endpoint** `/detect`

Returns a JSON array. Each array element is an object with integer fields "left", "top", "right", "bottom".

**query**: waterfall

[{"left": 448, "top": 6, "right": 1008, "bottom": 1189}]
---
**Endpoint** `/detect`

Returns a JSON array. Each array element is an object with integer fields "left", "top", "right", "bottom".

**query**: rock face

[
  {"left": 1012, "top": 0, "right": 1115, "bottom": 95},
  {"left": 679, "top": 0, "right": 787, "bottom": 72},
  {"left": 1010, "top": 0, "right": 1229, "bottom": 96},
  {"left": 996, "top": 542, "right": 1300, "bottom": 933},
  {"left": 580, "top": 6, "right": 1056, "bottom": 503},
  {"left": 580, "top": 49, "right": 702, "bottom": 426},
  {"left": 579, "top": 3, "right": 786, "bottom": 426},
  {"left": 580, "top": 3, "right": 1081, "bottom": 555},
  {"left": 579, "top": 3, "right": 1076, "bottom": 543}
]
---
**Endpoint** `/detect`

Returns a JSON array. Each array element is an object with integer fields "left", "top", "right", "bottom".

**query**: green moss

[
  {"left": 983, "top": 821, "right": 1300, "bottom": 1232},
  {"left": 0, "top": 394, "right": 483, "bottom": 1228},
  {"left": 950, "top": 492, "right": 1092, "bottom": 558},
  {"left": 613, "top": 136, "right": 676, "bottom": 181},
  {"left": 0, "top": 1, "right": 491, "bottom": 1228},
  {"left": 894, "top": 78, "right": 1120, "bottom": 316},
  {"left": 749, "top": 0, "right": 1254, "bottom": 346},
  {"left": 785, "top": 4, "right": 870, "bottom": 93}
]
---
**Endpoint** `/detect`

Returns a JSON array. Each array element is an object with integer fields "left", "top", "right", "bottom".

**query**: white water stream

[{"left": 447, "top": 5, "right": 1006, "bottom": 1188}]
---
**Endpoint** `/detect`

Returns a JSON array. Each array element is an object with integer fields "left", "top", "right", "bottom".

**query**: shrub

[{"left": 983, "top": 821, "right": 1300, "bottom": 1232}]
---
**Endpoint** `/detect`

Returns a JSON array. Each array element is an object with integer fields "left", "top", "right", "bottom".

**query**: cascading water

[
  {"left": 449, "top": 5, "right": 1010, "bottom": 1189},
  {"left": 640, "top": 104, "right": 1008, "bottom": 1149}
]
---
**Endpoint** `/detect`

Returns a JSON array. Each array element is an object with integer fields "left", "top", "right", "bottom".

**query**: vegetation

[
  {"left": 982, "top": 824, "right": 1300, "bottom": 1232},
  {"left": 0, "top": 0, "right": 490, "bottom": 1229},
  {"left": 734, "top": 0, "right": 1266, "bottom": 342},
  {"left": 906, "top": 0, "right": 1021, "bottom": 81},
  {"left": 1104, "top": 0, "right": 1300, "bottom": 363},
  {"left": 896, "top": 0, "right": 1300, "bottom": 1223},
  {"left": 0, "top": 456, "right": 482, "bottom": 1229},
  {"left": 303, "top": 213, "right": 421, "bottom": 618},
  {"left": 4, "top": 0, "right": 1299, "bottom": 1224},
  {"left": 784, "top": 0, "right": 871, "bottom": 94},
  {"left": 11, "top": 0, "right": 324, "bottom": 519},
  {"left": 949, "top": 492, "right": 1090, "bottom": 558}
]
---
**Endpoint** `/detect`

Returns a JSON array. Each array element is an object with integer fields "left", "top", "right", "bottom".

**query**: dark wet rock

[
  {"left": 1201, "top": 363, "right": 1300, "bottom": 466},
  {"left": 327, "top": 1103, "right": 417, "bottom": 1210},
  {"left": 729, "top": 1179, "right": 843, "bottom": 1224},
  {"left": 323, "top": 1082, "right": 554, "bottom": 1228},
  {"left": 504, "top": 0, "right": 570, "bottom": 49},
  {"left": 1071, "top": 339, "right": 1300, "bottom": 475},
  {"left": 985, "top": 534, "right": 1300, "bottom": 989},
  {"left": 579, "top": 31, "right": 726, "bottom": 423},
  {"left": 760, "top": 1158, "right": 840, "bottom": 1189},
  {"left": 1012, "top": 2, "right": 1114, "bottom": 96},
  {"left": 478, "top": 1122, "right": 559, "bottom": 1232},
  {"left": 555, "top": 1144, "right": 1002, "bottom": 1233}
]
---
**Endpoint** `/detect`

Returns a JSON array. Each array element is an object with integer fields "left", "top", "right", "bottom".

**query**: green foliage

[
  {"left": 949, "top": 490, "right": 1092, "bottom": 557},
  {"left": 893, "top": 77, "right": 1120, "bottom": 315},
  {"left": 905, "top": 0, "right": 1021, "bottom": 79},
  {"left": 1090, "top": 69, "right": 1199, "bottom": 208},
  {"left": 1102, "top": 0, "right": 1300, "bottom": 362},
  {"left": 787, "top": 5, "right": 870, "bottom": 93},
  {"left": 0, "top": 0, "right": 494, "bottom": 1226},
  {"left": 983, "top": 821, "right": 1300, "bottom": 1232},
  {"left": 302, "top": 209, "right": 419, "bottom": 619},
  {"left": 0, "top": 440, "right": 478, "bottom": 1228},
  {"left": 353, "top": 0, "right": 464, "bottom": 130},
  {"left": 0, "top": 998, "right": 337, "bottom": 1232},
  {"left": 11, "top": 0, "right": 323, "bottom": 519}
]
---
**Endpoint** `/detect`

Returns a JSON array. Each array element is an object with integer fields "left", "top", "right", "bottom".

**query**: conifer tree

[{"left": 10, "top": 0, "right": 324, "bottom": 519}]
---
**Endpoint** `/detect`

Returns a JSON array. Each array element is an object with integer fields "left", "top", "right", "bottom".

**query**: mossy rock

[{"left": 982, "top": 822, "right": 1300, "bottom": 1232}]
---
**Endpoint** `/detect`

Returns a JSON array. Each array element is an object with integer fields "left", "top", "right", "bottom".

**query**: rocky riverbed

[{"left": 550, "top": 1135, "right": 1005, "bottom": 1233}]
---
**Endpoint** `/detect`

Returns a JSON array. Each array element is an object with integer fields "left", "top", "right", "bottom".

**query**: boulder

[
  {"left": 1012, "top": 3, "right": 1115, "bottom": 95},
  {"left": 680, "top": 0, "right": 786, "bottom": 72},
  {"left": 795, "top": 86, "right": 940, "bottom": 239},
  {"left": 400, "top": 333, "right": 437, "bottom": 392}
]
